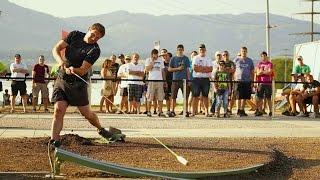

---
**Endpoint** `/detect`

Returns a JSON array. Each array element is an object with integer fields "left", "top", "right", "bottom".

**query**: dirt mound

[{"left": 60, "top": 134, "right": 93, "bottom": 146}]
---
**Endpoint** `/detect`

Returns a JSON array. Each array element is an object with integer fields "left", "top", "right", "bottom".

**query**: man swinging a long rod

[{"left": 49, "top": 23, "right": 125, "bottom": 147}]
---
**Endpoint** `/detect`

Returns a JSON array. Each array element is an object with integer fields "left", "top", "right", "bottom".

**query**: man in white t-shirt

[
  {"left": 127, "top": 53, "right": 145, "bottom": 114},
  {"left": 191, "top": 44, "right": 213, "bottom": 117},
  {"left": 10, "top": 54, "right": 29, "bottom": 113},
  {"left": 145, "top": 49, "right": 166, "bottom": 117},
  {"left": 117, "top": 55, "right": 131, "bottom": 114}
]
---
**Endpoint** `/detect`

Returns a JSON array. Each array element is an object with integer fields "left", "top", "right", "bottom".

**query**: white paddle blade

[{"left": 177, "top": 156, "right": 188, "bottom": 166}]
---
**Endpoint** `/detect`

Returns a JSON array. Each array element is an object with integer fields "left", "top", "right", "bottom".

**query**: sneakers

[
  {"left": 158, "top": 112, "right": 166, "bottom": 117},
  {"left": 147, "top": 111, "right": 152, "bottom": 117},
  {"left": 269, "top": 112, "right": 272, "bottom": 117},
  {"left": 171, "top": 111, "right": 176, "bottom": 117},
  {"left": 153, "top": 110, "right": 157, "bottom": 115},
  {"left": 98, "top": 128, "right": 126, "bottom": 142},
  {"left": 179, "top": 111, "right": 184, "bottom": 115},
  {"left": 48, "top": 139, "right": 61, "bottom": 148},
  {"left": 32, "top": 108, "right": 37, "bottom": 112},
  {"left": 224, "top": 112, "right": 230, "bottom": 118},
  {"left": 255, "top": 111, "right": 263, "bottom": 117},
  {"left": 296, "top": 112, "right": 309, "bottom": 117},
  {"left": 239, "top": 110, "right": 248, "bottom": 117},
  {"left": 167, "top": 111, "right": 174, "bottom": 117},
  {"left": 310, "top": 112, "right": 320, "bottom": 118}
]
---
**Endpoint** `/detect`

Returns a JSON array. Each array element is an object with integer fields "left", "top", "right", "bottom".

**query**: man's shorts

[
  {"left": 171, "top": 81, "right": 190, "bottom": 99},
  {"left": 164, "top": 82, "right": 172, "bottom": 100},
  {"left": 256, "top": 84, "right": 272, "bottom": 99},
  {"left": 32, "top": 83, "right": 49, "bottom": 98},
  {"left": 237, "top": 82, "right": 252, "bottom": 100},
  {"left": 120, "top": 87, "right": 128, "bottom": 96},
  {"left": 129, "top": 84, "right": 143, "bottom": 102},
  {"left": 304, "top": 95, "right": 320, "bottom": 104},
  {"left": 11, "top": 81, "right": 27, "bottom": 96},
  {"left": 146, "top": 82, "right": 164, "bottom": 101},
  {"left": 51, "top": 77, "right": 88, "bottom": 106},
  {"left": 192, "top": 78, "right": 210, "bottom": 97}
]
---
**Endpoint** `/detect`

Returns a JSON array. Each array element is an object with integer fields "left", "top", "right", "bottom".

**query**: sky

[{"left": 7, "top": 0, "right": 320, "bottom": 23}]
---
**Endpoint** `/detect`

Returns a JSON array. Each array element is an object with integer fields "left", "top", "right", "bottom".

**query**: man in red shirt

[{"left": 32, "top": 55, "right": 50, "bottom": 112}]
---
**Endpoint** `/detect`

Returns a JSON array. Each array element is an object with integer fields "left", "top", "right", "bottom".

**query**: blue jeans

[{"left": 215, "top": 90, "right": 229, "bottom": 113}]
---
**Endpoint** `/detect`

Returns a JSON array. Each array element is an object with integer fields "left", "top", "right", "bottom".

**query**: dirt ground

[{"left": 0, "top": 135, "right": 320, "bottom": 179}]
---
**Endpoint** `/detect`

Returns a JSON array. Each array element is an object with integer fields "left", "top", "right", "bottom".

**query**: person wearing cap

[
  {"left": 118, "top": 54, "right": 125, "bottom": 65},
  {"left": 287, "top": 74, "right": 306, "bottom": 116},
  {"left": 50, "top": 23, "right": 125, "bottom": 147},
  {"left": 191, "top": 44, "right": 213, "bottom": 117},
  {"left": 254, "top": 51, "right": 273, "bottom": 117},
  {"left": 293, "top": 56, "right": 310, "bottom": 79},
  {"left": 222, "top": 51, "right": 236, "bottom": 114},
  {"left": 100, "top": 58, "right": 116, "bottom": 113},
  {"left": 213, "top": 60, "right": 231, "bottom": 118},
  {"left": 168, "top": 44, "right": 191, "bottom": 117},
  {"left": 210, "top": 51, "right": 223, "bottom": 115},
  {"left": 161, "top": 49, "right": 173, "bottom": 117},
  {"left": 107, "top": 54, "right": 120, "bottom": 108},
  {"left": 10, "top": 54, "right": 28, "bottom": 113},
  {"left": 145, "top": 49, "right": 166, "bottom": 117},
  {"left": 117, "top": 55, "right": 131, "bottom": 114},
  {"left": 234, "top": 47, "right": 255, "bottom": 117},
  {"left": 32, "top": 55, "right": 50, "bottom": 113},
  {"left": 127, "top": 53, "right": 145, "bottom": 114}
]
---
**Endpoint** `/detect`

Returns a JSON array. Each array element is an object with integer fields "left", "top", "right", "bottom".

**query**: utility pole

[
  {"left": 280, "top": 49, "right": 293, "bottom": 86},
  {"left": 290, "top": 0, "right": 320, "bottom": 42},
  {"left": 266, "top": 0, "right": 271, "bottom": 56}
]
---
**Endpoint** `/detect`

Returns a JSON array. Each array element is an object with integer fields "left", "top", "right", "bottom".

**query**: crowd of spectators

[{"left": 0, "top": 44, "right": 317, "bottom": 118}]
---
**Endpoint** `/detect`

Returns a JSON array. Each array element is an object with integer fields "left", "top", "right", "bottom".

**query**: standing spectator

[
  {"left": 10, "top": 54, "right": 28, "bottom": 113},
  {"left": 100, "top": 59, "right": 116, "bottom": 113},
  {"left": 32, "top": 55, "right": 50, "bottom": 112},
  {"left": 118, "top": 54, "right": 125, "bottom": 65},
  {"left": 117, "top": 55, "right": 130, "bottom": 114},
  {"left": 222, "top": 51, "right": 236, "bottom": 114},
  {"left": 234, "top": 47, "right": 255, "bottom": 117},
  {"left": 168, "top": 44, "right": 191, "bottom": 117},
  {"left": 214, "top": 60, "right": 230, "bottom": 117},
  {"left": 189, "top": 51, "right": 198, "bottom": 114},
  {"left": 191, "top": 44, "right": 213, "bottom": 117},
  {"left": 254, "top": 52, "right": 273, "bottom": 117},
  {"left": 161, "top": 49, "right": 173, "bottom": 117},
  {"left": 293, "top": 56, "right": 311, "bottom": 78},
  {"left": 210, "top": 51, "right": 223, "bottom": 114},
  {"left": 128, "top": 53, "right": 145, "bottom": 114},
  {"left": 100, "top": 54, "right": 119, "bottom": 113},
  {"left": 145, "top": 49, "right": 166, "bottom": 117}
]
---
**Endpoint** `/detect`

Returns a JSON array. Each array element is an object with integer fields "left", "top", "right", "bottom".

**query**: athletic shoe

[
  {"left": 171, "top": 111, "right": 176, "bottom": 117},
  {"left": 48, "top": 139, "right": 61, "bottom": 148},
  {"left": 224, "top": 112, "right": 230, "bottom": 118},
  {"left": 269, "top": 112, "right": 272, "bottom": 117},
  {"left": 255, "top": 111, "right": 263, "bottom": 117},
  {"left": 153, "top": 110, "right": 157, "bottom": 115},
  {"left": 32, "top": 108, "right": 37, "bottom": 112},
  {"left": 179, "top": 111, "right": 184, "bottom": 115},
  {"left": 158, "top": 112, "right": 166, "bottom": 117},
  {"left": 167, "top": 111, "right": 174, "bottom": 117},
  {"left": 98, "top": 128, "right": 125, "bottom": 142},
  {"left": 147, "top": 111, "right": 152, "bottom": 117},
  {"left": 296, "top": 112, "right": 308, "bottom": 117},
  {"left": 310, "top": 112, "right": 320, "bottom": 118}
]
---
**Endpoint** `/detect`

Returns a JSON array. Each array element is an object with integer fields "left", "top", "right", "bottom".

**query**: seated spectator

[
  {"left": 282, "top": 73, "right": 302, "bottom": 115},
  {"left": 3, "top": 89, "right": 10, "bottom": 108},
  {"left": 293, "top": 56, "right": 310, "bottom": 79},
  {"left": 296, "top": 74, "right": 320, "bottom": 118},
  {"left": 288, "top": 75, "right": 305, "bottom": 116}
]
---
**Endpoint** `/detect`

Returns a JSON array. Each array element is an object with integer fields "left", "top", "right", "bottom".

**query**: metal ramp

[{"left": 52, "top": 148, "right": 266, "bottom": 179}]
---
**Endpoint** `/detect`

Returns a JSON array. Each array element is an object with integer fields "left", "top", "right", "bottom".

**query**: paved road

[{"left": 1, "top": 113, "right": 320, "bottom": 138}]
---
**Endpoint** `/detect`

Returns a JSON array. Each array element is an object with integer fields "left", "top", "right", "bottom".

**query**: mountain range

[{"left": 0, "top": 0, "right": 316, "bottom": 63}]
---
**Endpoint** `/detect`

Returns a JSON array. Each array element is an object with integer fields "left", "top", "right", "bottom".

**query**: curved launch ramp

[{"left": 53, "top": 148, "right": 265, "bottom": 179}]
